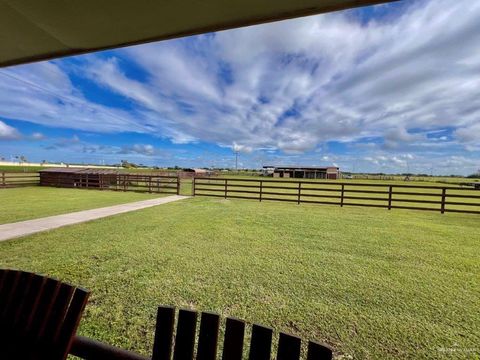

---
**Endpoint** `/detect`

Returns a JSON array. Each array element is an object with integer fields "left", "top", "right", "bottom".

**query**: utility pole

[{"left": 235, "top": 151, "right": 239, "bottom": 171}]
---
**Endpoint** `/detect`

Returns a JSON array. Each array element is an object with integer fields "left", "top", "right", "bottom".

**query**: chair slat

[
  {"left": 222, "top": 317, "right": 245, "bottom": 360},
  {"left": 307, "top": 341, "right": 333, "bottom": 360},
  {"left": 3, "top": 271, "right": 33, "bottom": 326},
  {"left": 0, "top": 270, "right": 21, "bottom": 321},
  {"left": 173, "top": 309, "right": 198, "bottom": 360},
  {"left": 277, "top": 332, "right": 301, "bottom": 360},
  {"left": 152, "top": 306, "right": 176, "bottom": 360},
  {"left": 249, "top": 324, "right": 273, "bottom": 360},
  {"left": 55, "top": 287, "right": 90, "bottom": 360},
  {"left": 28, "top": 278, "right": 61, "bottom": 339},
  {"left": 8, "top": 274, "right": 46, "bottom": 358},
  {"left": 196, "top": 311, "right": 220, "bottom": 360},
  {"left": 42, "top": 283, "right": 75, "bottom": 343},
  {"left": 11, "top": 272, "right": 36, "bottom": 328},
  {"left": 0, "top": 269, "right": 8, "bottom": 294},
  {"left": 16, "top": 275, "right": 47, "bottom": 334}
]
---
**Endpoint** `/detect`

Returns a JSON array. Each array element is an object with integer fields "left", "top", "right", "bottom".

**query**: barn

[
  {"left": 263, "top": 165, "right": 340, "bottom": 179},
  {"left": 39, "top": 168, "right": 119, "bottom": 188},
  {"left": 181, "top": 168, "right": 215, "bottom": 178}
]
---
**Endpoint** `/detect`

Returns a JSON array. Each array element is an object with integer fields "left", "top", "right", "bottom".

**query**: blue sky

[{"left": 0, "top": 0, "right": 479, "bottom": 174}]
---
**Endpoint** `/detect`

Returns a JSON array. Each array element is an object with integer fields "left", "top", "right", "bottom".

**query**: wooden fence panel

[
  {"left": 194, "top": 177, "right": 480, "bottom": 214},
  {"left": 0, "top": 172, "right": 180, "bottom": 194},
  {"left": 0, "top": 172, "right": 40, "bottom": 188}
]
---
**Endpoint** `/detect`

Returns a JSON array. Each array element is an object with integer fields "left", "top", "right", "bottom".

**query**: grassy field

[
  {"left": 0, "top": 192, "right": 478, "bottom": 359},
  {"left": 0, "top": 187, "right": 164, "bottom": 224}
]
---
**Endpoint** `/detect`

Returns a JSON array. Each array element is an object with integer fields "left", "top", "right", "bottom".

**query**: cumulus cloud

[
  {"left": 454, "top": 123, "right": 480, "bottom": 144},
  {"left": 31, "top": 132, "right": 45, "bottom": 140},
  {"left": 232, "top": 142, "right": 253, "bottom": 153},
  {"left": 118, "top": 144, "right": 156, "bottom": 156},
  {"left": 0, "top": 120, "right": 21, "bottom": 140},
  {"left": 85, "top": 0, "right": 480, "bottom": 152}
]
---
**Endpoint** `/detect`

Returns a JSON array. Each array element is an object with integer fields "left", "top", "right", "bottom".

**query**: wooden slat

[
  {"left": 55, "top": 287, "right": 90, "bottom": 360},
  {"left": 197, "top": 312, "right": 220, "bottom": 360},
  {"left": 249, "top": 324, "right": 273, "bottom": 360},
  {"left": 0, "top": 269, "right": 7, "bottom": 294},
  {"left": 4, "top": 271, "right": 34, "bottom": 327},
  {"left": 152, "top": 306, "right": 176, "bottom": 360},
  {"left": 42, "top": 283, "right": 75, "bottom": 342},
  {"left": 222, "top": 318, "right": 245, "bottom": 360},
  {"left": 277, "top": 333, "right": 301, "bottom": 360},
  {"left": 173, "top": 309, "right": 198, "bottom": 360},
  {"left": 14, "top": 274, "right": 46, "bottom": 333},
  {"left": 17, "top": 275, "right": 47, "bottom": 335},
  {"left": 306, "top": 341, "right": 333, "bottom": 360},
  {"left": 28, "top": 278, "right": 61, "bottom": 340},
  {"left": 0, "top": 270, "right": 21, "bottom": 321}
]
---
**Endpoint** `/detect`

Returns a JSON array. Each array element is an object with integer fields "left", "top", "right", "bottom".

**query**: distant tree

[{"left": 121, "top": 160, "right": 138, "bottom": 168}]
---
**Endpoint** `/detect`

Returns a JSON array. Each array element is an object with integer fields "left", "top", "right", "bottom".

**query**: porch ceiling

[{"left": 1, "top": 0, "right": 397, "bottom": 67}]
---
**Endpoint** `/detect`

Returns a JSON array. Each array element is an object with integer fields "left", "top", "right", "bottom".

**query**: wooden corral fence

[
  {"left": 0, "top": 172, "right": 40, "bottom": 187},
  {"left": 40, "top": 172, "right": 180, "bottom": 195},
  {"left": 0, "top": 171, "right": 180, "bottom": 194},
  {"left": 193, "top": 178, "right": 480, "bottom": 214}
]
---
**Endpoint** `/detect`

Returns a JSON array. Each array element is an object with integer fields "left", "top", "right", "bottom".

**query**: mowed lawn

[
  {"left": 0, "top": 186, "right": 165, "bottom": 224},
  {"left": 0, "top": 195, "right": 479, "bottom": 359}
]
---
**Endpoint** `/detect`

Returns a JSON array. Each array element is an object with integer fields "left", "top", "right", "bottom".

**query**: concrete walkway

[{"left": 0, "top": 195, "right": 189, "bottom": 242}]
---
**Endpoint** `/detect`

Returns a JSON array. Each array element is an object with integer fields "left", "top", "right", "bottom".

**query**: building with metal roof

[{"left": 263, "top": 165, "right": 340, "bottom": 179}]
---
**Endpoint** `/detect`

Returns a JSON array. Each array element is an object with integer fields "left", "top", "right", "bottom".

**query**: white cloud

[
  {"left": 31, "top": 132, "right": 45, "bottom": 140},
  {"left": 454, "top": 123, "right": 480, "bottom": 144},
  {"left": 82, "top": 0, "right": 480, "bottom": 153},
  {"left": 119, "top": 144, "right": 156, "bottom": 156},
  {"left": 0, "top": 120, "right": 21, "bottom": 140}
]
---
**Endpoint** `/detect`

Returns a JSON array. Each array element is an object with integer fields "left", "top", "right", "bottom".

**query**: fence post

[
  {"left": 259, "top": 180, "right": 263, "bottom": 202},
  {"left": 224, "top": 179, "right": 228, "bottom": 199},
  {"left": 176, "top": 176, "right": 180, "bottom": 195},
  {"left": 388, "top": 186, "right": 393, "bottom": 210},
  {"left": 192, "top": 177, "right": 196, "bottom": 196},
  {"left": 1, "top": 172, "right": 4, "bottom": 187},
  {"left": 340, "top": 184, "right": 345, "bottom": 207},
  {"left": 297, "top": 182, "right": 301, "bottom": 204},
  {"left": 441, "top": 188, "right": 446, "bottom": 214}
]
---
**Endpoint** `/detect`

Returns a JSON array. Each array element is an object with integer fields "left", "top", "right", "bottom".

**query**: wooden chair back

[
  {"left": 152, "top": 306, "right": 333, "bottom": 360},
  {"left": 0, "top": 269, "right": 89, "bottom": 360}
]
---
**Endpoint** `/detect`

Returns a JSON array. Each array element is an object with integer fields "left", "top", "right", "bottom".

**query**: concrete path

[{"left": 0, "top": 195, "right": 189, "bottom": 242}]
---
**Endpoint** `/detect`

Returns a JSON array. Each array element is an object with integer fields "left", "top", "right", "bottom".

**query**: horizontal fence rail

[
  {"left": 0, "top": 172, "right": 40, "bottom": 187},
  {"left": 194, "top": 178, "right": 480, "bottom": 214},
  {"left": 39, "top": 173, "right": 180, "bottom": 195}
]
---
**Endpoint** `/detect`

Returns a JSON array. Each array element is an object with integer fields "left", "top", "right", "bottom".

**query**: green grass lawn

[
  {"left": 0, "top": 196, "right": 478, "bottom": 359},
  {"left": 0, "top": 186, "right": 165, "bottom": 224}
]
